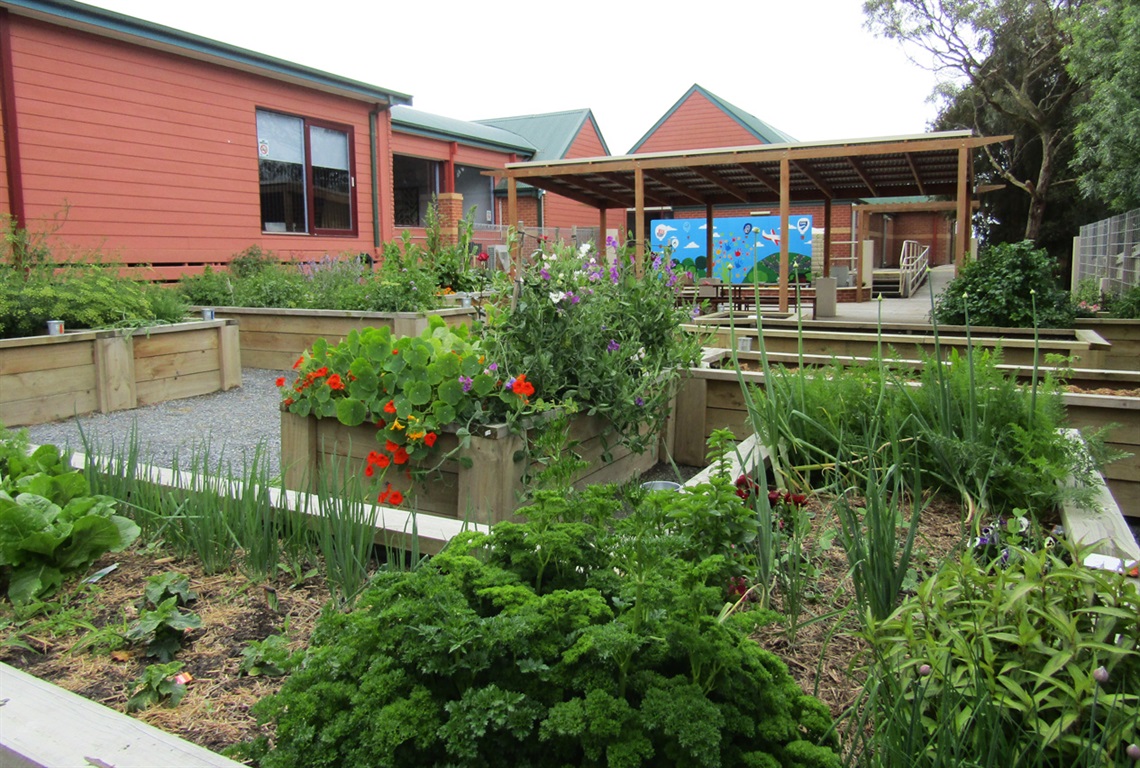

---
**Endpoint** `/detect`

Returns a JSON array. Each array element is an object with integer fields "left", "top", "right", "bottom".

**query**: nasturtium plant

[{"left": 249, "top": 486, "right": 840, "bottom": 768}]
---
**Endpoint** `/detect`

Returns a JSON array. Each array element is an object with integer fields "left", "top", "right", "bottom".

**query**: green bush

[
  {"left": 249, "top": 487, "right": 840, "bottom": 768},
  {"left": 177, "top": 266, "right": 235, "bottom": 307},
  {"left": 865, "top": 545, "right": 1140, "bottom": 767},
  {"left": 1107, "top": 284, "right": 1140, "bottom": 319},
  {"left": 0, "top": 266, "right": 184, "bottom": 338},
  {"left": 933, "top": 241, "right": 1074, "bottom": 328}
]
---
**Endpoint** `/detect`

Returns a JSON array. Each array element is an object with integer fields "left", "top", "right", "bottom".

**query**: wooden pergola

[{"left": 499, "top": 130, "right": 1009, "bottom": 310}]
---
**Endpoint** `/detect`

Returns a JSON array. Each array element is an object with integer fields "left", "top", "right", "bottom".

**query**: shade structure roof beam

[
  {"left": 904, "top": 152, "right": 927, "bottom": 195},
  {"left": 790, "top": 160, "right": 834, "bottom": 199},
  {"left": 846, "top": 156, "right": 880, "bottom": 197},
  {"left": 643, "top": 169, "right": 708, "bottom": 205},
  {"left": 690, "top": 167, "right": 752, "bottom": 203}
]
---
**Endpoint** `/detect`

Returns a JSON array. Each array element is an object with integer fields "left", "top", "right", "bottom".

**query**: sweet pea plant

[
  {"left": 281, "top": 318, "right": 544, "bottom": 504},
  {"left": 480, "top": 238, "right": 701, "bottom": 456}
]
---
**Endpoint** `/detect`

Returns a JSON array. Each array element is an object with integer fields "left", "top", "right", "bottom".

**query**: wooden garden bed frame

[
  {"left": 0, "top": 320, "right": 241, "bottom": 428},
  {"left": 670, "top": 349, "right": 1140, "bottom": 520},
  {"left": 684, "top": 320, "right": 1112, "bottom": 368},
  {"left": 280, "top": 408, "right": 666, "bottom": 526},
  {"left": 200, "top": 306, "right": 477, "bottom": 370}
]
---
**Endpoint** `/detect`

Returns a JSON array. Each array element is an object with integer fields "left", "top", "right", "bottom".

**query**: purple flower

[
  {"left": 606, "top": 235, "right": 619, "bottom": 249},
  {"left": 540, "top": 268, "right": 551, "bottom": 281},
  {"left": 505, "top": 377, "right": 516, "bottom": 390},
  {"left": 486, "top": 362, "right": 499, "bottom": 372},
  {"left": 459, "top": 375, "right": 473, "bottom": 392},
  {"left": 1093, "top": 666, "right": 1110, "bottom": 685},
  {"left": 918, "top": 664, "right": 932, "bottom": 677},
  {"left": 567, "top": 292, "right": 580, "bottom": 304},
  {"left": 610, "top": 264, "right": 619, "bottom": 283},
  {"left": 651, "top": 254, "right": 663, "bottom": 271},
  {"left": 606, "top": 339, "right": 620, "bottom": 353},
  {"left": 1125, "top": 743, "right": 1140, "bottom": 761},
  {"left": 691, "top": 306, "right": 701, "bottom": 319},
  {"left": 635, "top": 397, "right": 644, "bottom": 406}
]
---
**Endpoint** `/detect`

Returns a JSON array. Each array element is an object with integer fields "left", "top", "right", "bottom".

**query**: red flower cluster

[
  {"left": 511, "top": 374, "right": 535, "bottom": 398},
  {"left": 727, "top": 576, "right": 752, "bottom": 601},
  {"left": 734, "top": 474, "right": 761, "bottom": 500},
  {"left": 476, "top": 251, "right": 489, "bottom": 263},
  {"left": 377, "top": 482, "right": 404, "bottom": 506},
  {"left": 734, "top": 475, "right": 807, "bottom": 508}
]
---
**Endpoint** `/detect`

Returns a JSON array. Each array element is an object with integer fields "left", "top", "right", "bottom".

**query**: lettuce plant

[{"left": 0, "top": 441, "right": 139, "bottom": 604}]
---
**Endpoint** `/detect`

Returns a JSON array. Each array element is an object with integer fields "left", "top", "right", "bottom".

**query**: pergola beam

[
  {"left": 691, "top": 167, "right": 751, "bottom": 203},
  {"left": 904, "top": 152, "right": 926, "bottom": 196},
  {"left": 846, "top": 156, "right": 880, "bottom": 197},
  {"left": 643, "top": 169, "right": 707, "bottom": 205},
  {"left": 790, "top": 159, "right": 833, "bottom": 199}
]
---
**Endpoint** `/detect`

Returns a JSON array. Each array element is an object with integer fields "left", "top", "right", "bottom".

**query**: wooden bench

[{"left": 676, "top": 285, "right": 816, "bottom": 318}]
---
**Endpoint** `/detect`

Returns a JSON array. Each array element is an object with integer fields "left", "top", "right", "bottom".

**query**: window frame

[{"left": 256, "top": 108, "right": 358, "bottom": 237}]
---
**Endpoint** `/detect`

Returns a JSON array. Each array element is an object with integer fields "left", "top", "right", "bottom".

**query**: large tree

[
  {"left": 1066, "top": 0, "right": 1140, "bottom": 213},
  {"left": 863, "top": 0, "right": 1085, "bottom": 243}
]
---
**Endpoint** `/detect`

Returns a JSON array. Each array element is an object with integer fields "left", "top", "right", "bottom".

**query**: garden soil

[{"left": 0, "top": 491, "right": 966, "bottom": 760}]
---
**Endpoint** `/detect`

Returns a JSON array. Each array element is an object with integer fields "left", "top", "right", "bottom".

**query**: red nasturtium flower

[
  {"left": 511, "top": 373, "right": 535, "bottom": 398},
  {"left": 392, "top": 447, "right": 409, "bottom": 465},
  {"left": 424, "top": 432, "right": 438, "bottom": 448},
  {"left": 377, "top": 483, "right": 392, "bottom": 504},
  {"left": 327, "top": 374, "right": 344, "bottom": 390},
  {"left": 293, "top": 356, "right": 304, "bottom": 370},
  {"left": 389, "top": 489, "right": 404, "bottom": 505},
  {"left": 312, "top": 366, "right": 329, "bottom": 378},
  {"left": 375, "top": 453, "right": 391, "bottom": 468},
  {"left": 364, "top": 464, "right": 375, "bottom": 478},
  {"left": 383, "top": 401, "right": 397, "bottom": 415},
  {"left": 385, "top": 439, "right": 399, "bottom": 453},
  {"left": 283, "top": 397, "right": 294, "bottom": 406},
  {"left": 367, "top": 451, "right": 382, "bottom": 464},
  {"left": 275, "top": 377, "right": 286, "bottom": 387}
]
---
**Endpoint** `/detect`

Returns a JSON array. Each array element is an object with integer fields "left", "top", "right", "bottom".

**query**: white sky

[{"left": 84, "top": 0, "right": 945, "bottom": 154}]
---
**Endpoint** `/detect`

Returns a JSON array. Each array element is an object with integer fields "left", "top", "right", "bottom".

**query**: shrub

[
  {"left": 177, "top": 265, "right": 235, "bottom": 307},
  {"left": 0, "top": 266, "right": 182, "bottom": 338},
  {"left": 1107, "top": 284, "right": 1140, "bottom": 319},
  {"left": 865, "top": 545, "right": 1140, "bottom": 767},
  {"left": 250, "top": 486, "right": 840, "bottom": 768},
  {"left": 933, "top": 241, "right": 1074, "bottom": 328}
]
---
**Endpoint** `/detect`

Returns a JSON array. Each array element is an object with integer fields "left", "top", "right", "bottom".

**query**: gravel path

[{"left": 24, "top": 368, "right": 291, "bottom": 478}]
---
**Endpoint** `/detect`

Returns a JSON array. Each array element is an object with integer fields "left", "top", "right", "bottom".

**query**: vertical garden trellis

[{"left": 1074, "top": 207, "right": 1140, "bottom": 295}]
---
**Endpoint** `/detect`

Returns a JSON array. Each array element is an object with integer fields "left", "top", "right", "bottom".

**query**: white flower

[
  {"left": 549, "top": 291, "right": 566, "bottom": 304},
  {"left": 543, "top": 251, "right": 557, "bottom": 263},
  {"left": 579, "top": 242, "right": 592, "bottom": 256},
  {"left": 630, "top": 346, "right": 646, "bottom": 361}
]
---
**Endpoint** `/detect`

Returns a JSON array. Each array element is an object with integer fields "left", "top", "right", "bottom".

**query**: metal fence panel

[{"left": 1077, "top": 208, "right": 1140, "bottom": 294}]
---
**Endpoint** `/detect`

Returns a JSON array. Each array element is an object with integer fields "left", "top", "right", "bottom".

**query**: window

[
  {"left": 256, "top": 109, "right": 355, "bottom": 235},
  {"left": 393, "top": 155, "right": 440, "bottom": 227}
]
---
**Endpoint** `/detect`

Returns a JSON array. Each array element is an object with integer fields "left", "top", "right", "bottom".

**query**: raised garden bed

[
  {"left": 280, "top": 409, "right": 662, "bottom": 526},
  {"left": 685, "top": 317, "right": 1112, "bottom": 368},
  {"left": 200, "top": 306, "right": 477, "bottom": 370},
  {"left": 0, "top": 320, "right": 241, "bottom": 428},
  {"left": 670, "top": 348, "right": 1140, "bottom": 520},
  {"left": 1075, "top": 317, "right": 1140, "bottom": 372}
]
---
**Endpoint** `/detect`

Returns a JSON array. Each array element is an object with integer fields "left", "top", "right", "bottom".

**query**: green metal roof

[
  {"left": 475, "top": 109, "right": 611, "bottom": 161},
  {"left": 1, "top": 0, "right": 412, "bottom": 106},
  {"left": 391, "top": 106, "right": 535, "bottom": 155},
  {"left": 628, "top": 84, "right": 796, "bottom": 153}
]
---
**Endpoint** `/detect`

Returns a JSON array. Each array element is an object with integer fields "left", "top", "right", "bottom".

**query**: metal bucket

[
  {"left": 201, "top": 308, "right": 216, "bottom": 321},
  {"left": 46, "top": 320, "right": 65, "bottom": 335},
  {"left": 640, "top": 480, "right": 682, "bottom": 493}
]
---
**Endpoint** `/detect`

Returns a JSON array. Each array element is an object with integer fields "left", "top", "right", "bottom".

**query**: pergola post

[
  {"left": 634, "top": 166, "right": 645, "bottom": 278},
  {"left": 598, "top": 207, "right": 607, "bottom": 256},
  {"left": 705, "top": 202, "right": 714, "bottom": 279},
  {"left": 778, "top": 157, "right": 790, "bottom": 313},
  {"left": 955, "top": 145, "right": 969, "bottom": 275},
  {"left": 823, "top": 197, "right": 832, "bottom": 278},
  {"left": 507, "top": 177, "right": 519, "bottom": 277}
]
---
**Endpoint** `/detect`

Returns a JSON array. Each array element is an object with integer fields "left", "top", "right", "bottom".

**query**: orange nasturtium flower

[
  {"left": 327, "top": 374, "right": 344, "bottom": 390},
  {"left": 408, "top": 429, "right": 426, "bottom": 441},
  {"left": 275, "top": 377, "right": 286, "bottom": 387},
  {"left": 293, "top": 356, "right": 304, "bottom": 370},
  {"left": 383, "top": 400, "right": 397, "bottom": 414}
]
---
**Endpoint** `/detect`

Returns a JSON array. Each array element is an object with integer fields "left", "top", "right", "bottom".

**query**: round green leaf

[
  {"left": 405, "top": 380, "right": 432, "bottom": 406},
  {"left": 335, "top": 398, "right": 368, "bottom": 427}
]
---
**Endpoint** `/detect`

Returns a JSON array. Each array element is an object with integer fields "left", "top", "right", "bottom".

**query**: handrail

[{"left": 898, "top": 240, "right": 930, "bottom": 297}]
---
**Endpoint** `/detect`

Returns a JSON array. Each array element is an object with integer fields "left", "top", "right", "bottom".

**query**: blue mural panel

[{"left": 650, "top": 215, "right": 813, "bottom": 283}]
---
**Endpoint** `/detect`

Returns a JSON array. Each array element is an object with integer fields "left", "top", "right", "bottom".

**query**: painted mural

[{"left": 650, "top": 215, "right": 813, "bottom": 283}]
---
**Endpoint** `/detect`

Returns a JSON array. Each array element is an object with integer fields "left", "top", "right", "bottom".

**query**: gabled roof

[
  {"left": 1, "top": 0, "right": 412, "bottom": 106},
  {"left": 391, "top": 106, "right": 535, "bottom": 155},
  {"left": 475, "top": 109, "right": 611, "bottom": 161},
  {"left": 628, "top": 84, "right": 796, "bottom": 153}
]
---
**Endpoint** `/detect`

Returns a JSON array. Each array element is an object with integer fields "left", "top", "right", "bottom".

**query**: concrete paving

[{"left": 811, "top": 264, "right": 956, "bottom": 324}]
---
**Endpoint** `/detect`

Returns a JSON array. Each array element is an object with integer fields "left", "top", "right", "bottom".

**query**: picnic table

[{"left": 675, "top": 284, "right": 816, "bottom": 318}]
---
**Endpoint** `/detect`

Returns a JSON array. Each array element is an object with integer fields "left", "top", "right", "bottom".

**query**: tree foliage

[
  {"left": 1066, "top": 0, "right": 1140, "bottom": 212},
  {"left": 863, "top": 0, "right": 1088, "bottom": 250}
]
